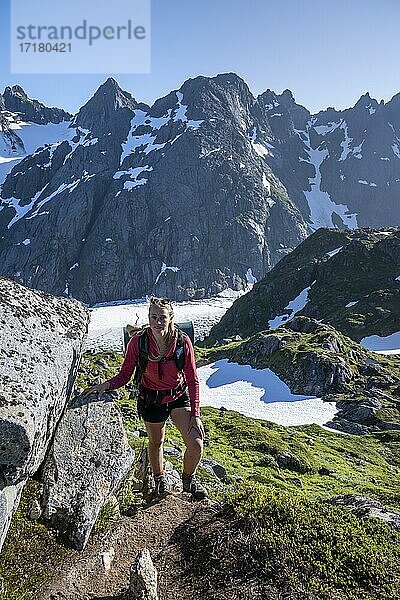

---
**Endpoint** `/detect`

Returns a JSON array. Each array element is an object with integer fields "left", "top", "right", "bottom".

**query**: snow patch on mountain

[
  {"left": 154, "top": 262, "right": 180, "bottom": 285},
  {"left": 268, "top": 284, "right": 312, "bottom": 329},
  {"left": 62, "top": 128, "right": 91, "bottom": 165},
  {"left": 4, "top": 170, "right": 95, "bottom": 228},
  {"left": 358, "top": 180, "right": 377, "bottom": 187},
  {"left": 200, "top": 359, "right": 337, "bottom": 426},
  {"left": 252, "top": 141, "right": 270, "bottom": 158},
  {"left": 0, "top": 119, "right": 74, "bottom": 186},
  {"left": 174, "top": 92, "right": 204, "bottom": 129},
  {"left": 326, "top": 246, "right": 343, "bottom": 257},
  {"left": 120, "top": 98, "right": 203, "bottom": 166},
  {"left": 200, "top": 147, "right": 221, "bottom": 158},
  {"left": 114, "top": 165, "right": 153, "bottom": 194},
  {"left": 345, "top": 300, "right": 359, "bottom": 308},
  {"left": 4, "top": 186, "right": 47, "bottom": 228},
  {"left": 392, "top": 143, "right": 400, "bottom": 159},
  {"left": 26, "top": 181, "right": 83, "bottom": 221},
  {"left": 245, "top": 267, "right": 257, "bottom": 286},
  {"left": 262, "top": 173, "right": 271, "bottom": 194},
  {"left": 339, "top": 121, "right": 353, "bottom": 161},
  {"left": 314, "top": 122, "right": 341, "bottom": 135},
  {"left": 301, "top": 129, "right": 358, "bottom": 230},
  {"left": 264, "top": 100, "right": 280, "bottom": 110}
]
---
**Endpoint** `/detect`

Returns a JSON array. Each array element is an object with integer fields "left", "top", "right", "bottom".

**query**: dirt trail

[{"left": 42, "top": 494, "right": 215, "bottom": 600}]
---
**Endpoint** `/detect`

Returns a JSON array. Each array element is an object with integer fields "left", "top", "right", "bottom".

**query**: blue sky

[{"left": 1, "top": 0, "right": 399, "bottom": 115}]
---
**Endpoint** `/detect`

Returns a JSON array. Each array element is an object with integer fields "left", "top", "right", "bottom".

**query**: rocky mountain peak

[
  {"left": 2, "top": 85, "right": 71, "bottom": 125},
  {"left": 179, "top": 71, "right": 254, "bottom": 105},
  {"left": 385, "top": 91, "right": 400, "bottom": 110},
  {"left": 257, "top": 87, "right": 310, "bottom": 137},
  {"left": 172, "top": 72, "right": 256, "bottom": 130},
  {"left": 72, "top": 78, "right": 139, "bottom": 133},
  {"left": 278, "top": 89, "right": 296, "bottom": 106},
  {"left": 353, "top": 92, "right": 378, "bottom": 111},
  {"left": 258, "top": 88, "right": 279, "bottom": 107},
  {"left": 4, "top": 84, "right": 28, "bottom": 99}
]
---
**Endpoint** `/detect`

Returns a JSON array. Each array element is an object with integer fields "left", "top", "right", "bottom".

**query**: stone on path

[{"left": 128, "top": 548, "right": 158, "bottom": 600}]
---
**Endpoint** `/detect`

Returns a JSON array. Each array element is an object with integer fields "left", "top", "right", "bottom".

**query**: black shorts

[{"left": 139, "top": 392, "right": 191, "bottom": 423}]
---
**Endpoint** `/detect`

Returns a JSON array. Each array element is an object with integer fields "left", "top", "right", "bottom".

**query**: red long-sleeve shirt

[{"left": 107, "top": 328, "right": 200, "bottom": 416}]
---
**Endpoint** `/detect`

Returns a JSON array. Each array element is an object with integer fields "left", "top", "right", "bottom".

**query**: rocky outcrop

[
  {"left": 2, "top": 85, "right": 71, "bottom": 124},
  {"left": 0, "top": 277, "right": 89, "bottom": 550},
  {"left": 224, "top": 317, "right": 400, "bottom": 434},
  {"left": 329, "top": 495, "right": 400, "bottom": 531},
  {"left": 228, "top": 317, "right": 377, "bottom": 396},
  {"left": 208, "top": 227, "right": 400, "bottom": 342},
  {"left": 40, "top": 392, "right": 134, "bottom": 550}
]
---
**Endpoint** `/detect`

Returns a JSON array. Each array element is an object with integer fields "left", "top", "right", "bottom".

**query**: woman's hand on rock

[
  {"left": 189, "top": 415, "right": 205, "bottom": 440},
  {"left": 82, "top": 382, "right": 110, "bottom": 399}
]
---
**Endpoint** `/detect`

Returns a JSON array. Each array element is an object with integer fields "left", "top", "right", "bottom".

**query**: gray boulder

[
  {"left": 200, "top": 458, "right": 227, "bottom": 481},
  {"left": 325, "top": 419, "right": 372, "bottom": 435},
  {"left": 329, "top": 495, "right": 400, "bottom": 531},
  {"left": 41, "top": 393, "right": 134, "bottom": 550},
  {"left": 0, "top": 277, "right": 88, "bottom": 550},
  {"left": 336, "top": 398, "right": 381, "bottom": 425}
]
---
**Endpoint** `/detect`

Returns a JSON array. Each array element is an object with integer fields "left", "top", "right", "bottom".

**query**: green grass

[
  {"left": 223, "top": 483, "right": 400, "bottom": 599},
  {"left": 193, "top": 408, "right": 400, "bottom": 509}
]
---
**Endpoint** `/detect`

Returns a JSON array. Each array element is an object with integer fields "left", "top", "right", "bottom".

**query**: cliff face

[{"left": 1, "top": 76, "right": 400, "bottom": 303}]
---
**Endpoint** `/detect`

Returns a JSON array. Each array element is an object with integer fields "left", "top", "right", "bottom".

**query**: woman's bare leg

[
  {"left": 170, "top": 407, "right": 203, "bottom": 475},
  {"left": 145, "top": 421, "right": 166, "bottom": 476}
]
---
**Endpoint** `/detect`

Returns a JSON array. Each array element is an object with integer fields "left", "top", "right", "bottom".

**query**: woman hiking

[{"left": 84, "top": 296, "right": 207, "bottom": 499}]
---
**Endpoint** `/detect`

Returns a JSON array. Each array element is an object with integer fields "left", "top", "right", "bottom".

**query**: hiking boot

[
  {"left": 182, "top": 473, "right": 208, "bottom": 499},
  {"left": 154, "top": 474, "right": 169, "bottom": 497}
]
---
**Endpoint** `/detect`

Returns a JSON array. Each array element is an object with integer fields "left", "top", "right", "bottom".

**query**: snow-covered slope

[{"left": 0, "top": 116, "right": 75, "bottom": 186}]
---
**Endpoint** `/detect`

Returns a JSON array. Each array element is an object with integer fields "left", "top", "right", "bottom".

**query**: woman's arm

[
  {"left": 83, "top": 336, "right": 139, "bottom": 397},
  {"left": 182, "top": 333, "right": 200, "bottom": 417},
  {"left": 107, "top": 335, "right": 139, "bottom": 389}
]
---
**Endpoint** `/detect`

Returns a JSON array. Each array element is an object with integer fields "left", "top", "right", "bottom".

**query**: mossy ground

[
  {"left": 0, "top": 481, "right": 72, "bottom": 600},
  {"left": 179, "top": 483, "right": 400, "bottom": 599},
  {"left": 2, "top": 348, "right": 399, "bottom": 599}
]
